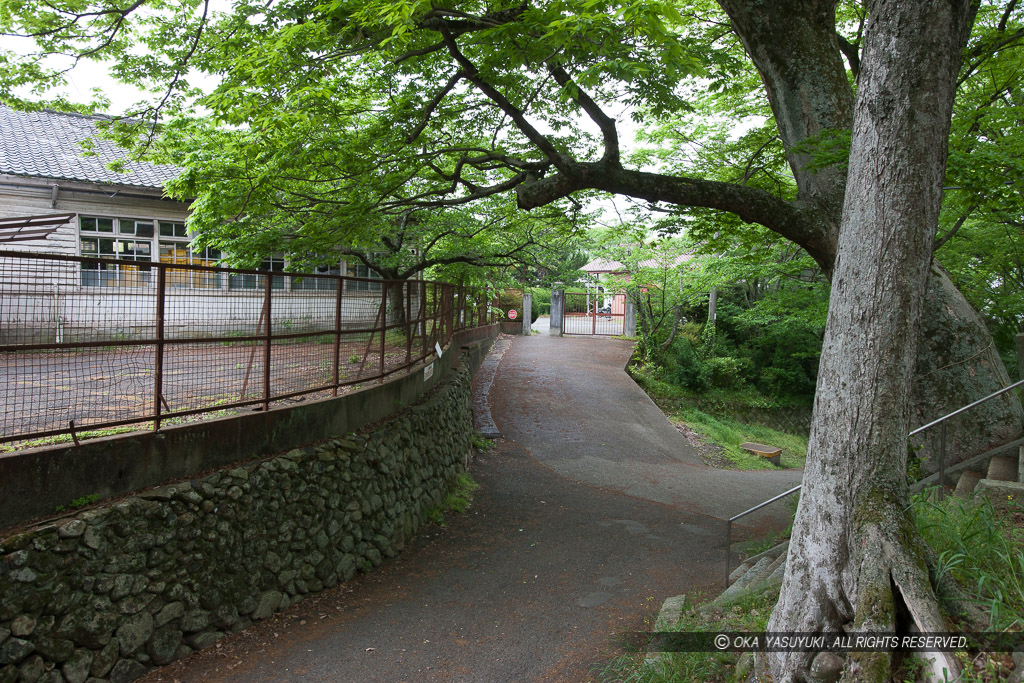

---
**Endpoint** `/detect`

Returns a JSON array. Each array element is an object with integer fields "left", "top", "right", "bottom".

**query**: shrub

[{"left": 703, "top": 355, "right": 752, "bottom": 389}]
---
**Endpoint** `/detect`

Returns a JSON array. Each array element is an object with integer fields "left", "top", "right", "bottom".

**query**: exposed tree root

[{"left": 760, "top": 496, "right": 965, "bottom": 683}]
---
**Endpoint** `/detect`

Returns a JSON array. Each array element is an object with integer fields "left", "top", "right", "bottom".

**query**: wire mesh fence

[{"left": 0, "top": 250, "right": 495, "bottom": 446}]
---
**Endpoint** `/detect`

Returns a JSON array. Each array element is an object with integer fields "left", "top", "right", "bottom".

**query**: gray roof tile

[{"left": 0, "top": 105, "right": 181, "bottom": 189}]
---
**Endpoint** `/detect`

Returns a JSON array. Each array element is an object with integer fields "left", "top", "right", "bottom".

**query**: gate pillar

[
  {"left": 549, "top": 289, "right": 564, "bottom": 336},
  {"left": 522, "top": 292, "right": 532, "bottom": 336},
  {"left": 624, "top": 299, "right": 637, "bottom": 337}
]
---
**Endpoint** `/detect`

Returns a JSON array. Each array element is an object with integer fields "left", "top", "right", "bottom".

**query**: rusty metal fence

[{"left": 0, "top": 250, "right": 495, "bottom": 445}]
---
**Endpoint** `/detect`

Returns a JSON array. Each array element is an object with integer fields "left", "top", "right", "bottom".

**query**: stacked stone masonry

[{"left": 0, "top": 366, "right": 475, "bottom": 683}]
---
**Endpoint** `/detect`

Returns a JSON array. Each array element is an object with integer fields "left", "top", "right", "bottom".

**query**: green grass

[
  {"left": 599, "top": 493, "right": 1023, "bottom": 682},
  {"left": 597, "top": 587, "right": 780, "bottom": 683},
  {"left": 55, "top": 493, "right": 100, "bottom": 513},
  {"left": 0, "top": 406, "right": 243, "bottom": 454},
  {"left": 427, "top": 472, "right": 480, "bottom": 525},
  {"left": 0, "top": 425, "right": 140, "bottom": 453},
  {"left": 630, "top": 366, "right": 809, "bottom": 470},
  {"left": 913, "top": 492, "right": 1024, "bottom": 631},
  {"left": 674, "top": 406, "right": 808, "bottom": 470},
  {"left": 471, "top": 432, "right": 495, "bottom": 453}
]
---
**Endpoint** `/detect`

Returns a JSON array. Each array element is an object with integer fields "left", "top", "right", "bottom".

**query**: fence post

[
  {"left": 549, "top": 289, "right": 564, "bottom": 336},
  {"left": 263, "top": 274, "right": 273, "bottom": 412},
  {"left": 422, "top": 281, "right": 429, "bottom": 359},
  {"left": 445, "top": 285, "right": 454, "bottom": 342},
  {"left": 405, "top": 281, "right": 412, "bottom": 365},
  {"left": 153, "top": 266, "right": 166, "bottom": 431},
  {"left": 333, "top": 276, "right": 343, "bottom": 397},
  {"left": 380, "top": 283, "right": 388, "bottom": 382}
]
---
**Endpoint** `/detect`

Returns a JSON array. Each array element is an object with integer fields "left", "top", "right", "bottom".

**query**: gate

[{"left": 563, "top": 291, "right": 625, "bottom": 335}]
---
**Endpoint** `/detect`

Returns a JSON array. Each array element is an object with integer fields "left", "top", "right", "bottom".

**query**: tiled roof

[{"left": 0, "top": 105, "right": 181, "bottom": 189}]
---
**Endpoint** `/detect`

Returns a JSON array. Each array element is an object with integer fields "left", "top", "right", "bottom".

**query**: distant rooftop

[{"left": 0, "top": 105, "right": 181, "bottom": 190}]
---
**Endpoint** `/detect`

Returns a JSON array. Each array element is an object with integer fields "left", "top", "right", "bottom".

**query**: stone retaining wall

[{"left": 0, "top": 364, "right": 475, "bottom": 683}]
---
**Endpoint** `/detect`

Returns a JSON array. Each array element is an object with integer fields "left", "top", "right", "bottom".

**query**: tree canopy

[{"left": 4, "top": 3, "right": 1024, "bottom": 680}]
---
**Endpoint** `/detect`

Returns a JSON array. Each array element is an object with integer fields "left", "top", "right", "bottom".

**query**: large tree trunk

[
  {"left": 766, "top": 2, "right": 978, "bottom": 681},
  {"left": 719, "top": 0, "right": 1023, "bottom": 467}
]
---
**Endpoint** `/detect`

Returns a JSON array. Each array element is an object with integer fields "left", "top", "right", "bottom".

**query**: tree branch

[
  {"left": 405, "top": 70, "right": 464, "bottom": 143},
  {"left": 545, "top": 63, "right": 620, "bottom": 165},
  {"left": 435, "top": 22, "right": 572, "bottom": 173},
  {"left": 933, "top": 202, "right": 979, "bottom": 252},
  {"left": 516, "top": 163, "right": 834, "bottom": 270},
  {"left": 835, "top": 34, "right": 861, "bottom": 80}
]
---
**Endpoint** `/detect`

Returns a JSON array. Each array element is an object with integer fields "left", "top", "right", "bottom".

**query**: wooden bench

[{"left": 740, "top": 442, "right": 782, "bottom": 466}]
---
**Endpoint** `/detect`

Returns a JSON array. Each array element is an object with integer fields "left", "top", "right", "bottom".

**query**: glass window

[
  {"left": 80, "top": 216, "right": 114, "bottom": 233},
  {"left": 159, "top": 221, "right": 188, "bottom": 238},
  {"left": 159, "top": 242, "right": 221, "bottom": 289},
  {"left": 80, "top": 237, "right": 152, "bottom": 287},
  {"left": 160, "top": 241, "right": 191, "bottom": 288},
  {"left": 292, "top": 262, "right": 341, "bottom": 291},
  {"left": 120, "top": 220, "right": 155, "bottom": 238},
  {"left": 346, "top": 262, "right": 382, "bottom": 292},
  {"left": 229, "top": 256, "right": 285, "bottom": 290}
]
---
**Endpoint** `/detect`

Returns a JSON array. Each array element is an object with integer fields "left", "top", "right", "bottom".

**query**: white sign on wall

[{"left": 424, "top": 362, "right": 434, "bottom": 380}]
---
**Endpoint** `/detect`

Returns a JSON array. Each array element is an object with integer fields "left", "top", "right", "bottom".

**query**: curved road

[{"left": 141, "top": 334, "right": 803, "bottom": 683}]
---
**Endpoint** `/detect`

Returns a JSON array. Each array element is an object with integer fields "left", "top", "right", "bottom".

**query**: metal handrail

[
  {"left": 910, "top": 378, "right": 1024, "bottom": 436},
  {"left": 724, "top": 485, "right": 801, "bottom": 588},
  {"left": 723, "top": 377, "right": 1024, "bottom": 587}
]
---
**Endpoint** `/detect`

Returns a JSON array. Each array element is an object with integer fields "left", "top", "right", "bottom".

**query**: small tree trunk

[{"left": 767, "top": 2, "right": 977, "bottom": 681}]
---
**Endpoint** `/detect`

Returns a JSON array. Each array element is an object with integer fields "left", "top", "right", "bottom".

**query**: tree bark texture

[
  {"left": 718, "top": 0, "right": 852, "bottom": 248},
  {"left": 766, "top": 2, "right": 977, "bottom": 681}
]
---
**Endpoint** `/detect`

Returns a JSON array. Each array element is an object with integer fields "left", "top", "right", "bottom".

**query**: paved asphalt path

[
  {"left": 141, "top": 334, "right": 803, "bottom": 683},
  {"left": 490, "top": 334, "right": 803, "bottom": 524}
]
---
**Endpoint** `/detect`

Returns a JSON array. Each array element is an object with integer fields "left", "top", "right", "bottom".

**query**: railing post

[
  {"left": 263, "top": 273, "right": 273, "bottom": 412},
  {"left": 154, "top": 265, "right": 166, "bottom": 431},
  {"left": 939, "top": 420, "right": 947, "bottom": 494},
  {"left": 332, "top": 276, "right": 343, "bottom": 397},
  {"left": 725, "top": 519, "right": 732, "bottom": 589},
  {"left": 431, "top": 283, "right": 438, "bottom": 347},
  {"left": 445, "top": 285, "right": 454, "bottom": 342}
]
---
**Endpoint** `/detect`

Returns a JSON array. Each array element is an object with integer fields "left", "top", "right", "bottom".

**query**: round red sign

[{"left": 508, "top": 309, "right": 518, "bottom": 320}]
